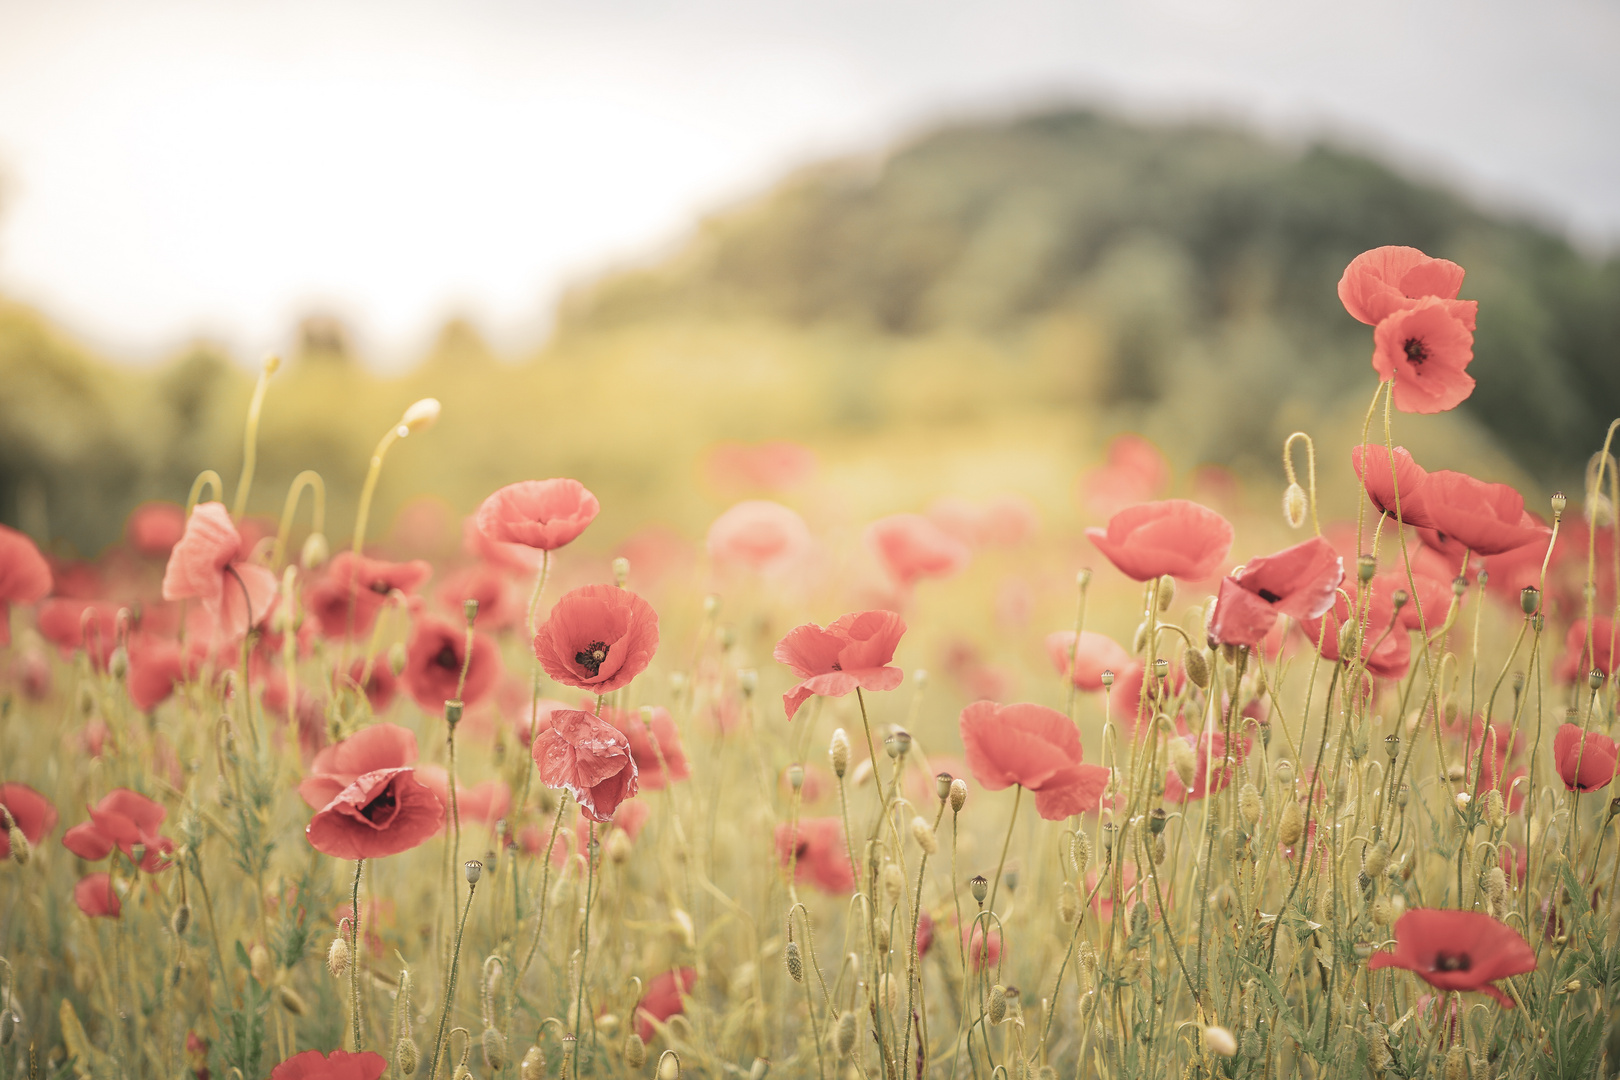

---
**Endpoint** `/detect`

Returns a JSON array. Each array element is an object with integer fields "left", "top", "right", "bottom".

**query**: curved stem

[
  {"left": 232, "top": 357, "right": 277, "bottom": 520},
  {"left": 270, "top": 470, "right": 327, "bottom": 569},
  {"left": 186, "top": 470, "right": 224, "bottom": 516}
]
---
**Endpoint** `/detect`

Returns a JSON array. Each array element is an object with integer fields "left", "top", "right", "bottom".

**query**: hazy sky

[{"left": 0, "top": 0, "right": 1615, "bottom": 365}]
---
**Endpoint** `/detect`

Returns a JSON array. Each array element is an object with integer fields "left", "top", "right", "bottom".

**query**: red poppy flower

[
  {"left": 161, "top": 503, "right": 279, "bottom": 641},
  {"left": 1481, "top": 524, "right": 1552, "bottom": 609},
  {"left": 1338, "top": 246, "right": 1477, "bottom": 329},
  {"left": 1163, "top": 731, "right": 1239, "bottom": 803},
  {"left": 634, "top": 968, "right": 697, "bottom": 1042},
  {"left": 1208, "top": 537, "right": 1344, "bottom": 648},
  {"left": 1351, "top": 445, "right": 1436, "bottom": 529},
  {"left": 1298, "top": 583, "right": 1411, "bottom": 681},
  {"left": 602, "top": 705, "right": 690, "bottom": 789},
  {"left": 865, "top": 514, "right": 972, "bottom": 586},
  {"left": 339, "top": 657, "right": 398, "bottom": 712},
  {"left": 436, "top": 565, "right": 524, "bottom": 631},
  {"left": 125, "top": 638, "right": 199, "bottom": 712},
  {"left": 416, "top": 768, "right": 513, "bottom": 828},
  {"left": 0, "top": 523, "right": 53, "bottom": 648},
  {"left": 532, "top": 584, "right": 659, "bottom": 695},
  {"left": 1554, "top": 723, "right": 1617, "bottom": 792},
  {"left": 1371, "top": 298, "right": 1476, "bottom": 414},
  {"left": 774, "top": 817, "right": 854, "bottom": 894},
  {"left": 403, "top": 615, "right": 501, "bottom": 712},
  {"left": 1373, "top": 568, "right": 1451, "bottom": 633},
  {"left": 476, "top": 479, "right": 600, "bottom": 551},
  {"left": 774, "top": 610, "right": 906, "bottom": 720},
  {"left": 306, "top": 766, "right": 445, "bottom": 859},
  {"left": 126, "top": 501, "right": 187, "bottom": 558},
  {"left": 462, "top": 515, "right": 542, "bottom": 575},
  {"left": 960, "top": 701, "right": 1110, "bottom": 820},
  {"left": 1086, "top": 500, "right": 1233, "bottom": 582},
  {"left": 532, "top": 708, "right": 639, "bottom": 823},
  {"left": 928, "top": 495, "right": 1039, "bottom": 549},
  {"left": 298, "top": 723, "right": 419, "bottom": 809},
  {"left": 306, "top": 553, "right": 432, "bottom": 640},
  {"left": 1044, "top": 631, "right": 1131, "bottom": 691},
  {"left": 269, "top": 1048, "right": 388, "bottom": 1080},
  {"left": 1079, "top": 434, "right": 1170, "bottom": 520},
  {"left": 1417, "top": 473, "right": 1549, "bottom": 557},
  {"left": 62, "top": 788, "right": 174, "bottom": 871},
  {"left": 36, "top": 599, "right": 119, "bottom": 666},
  {"left": 1558, "top": 618, "right": 1619, "bottom": 681},
  {"left": 74, "top": 872, "right": 121, "bottom": 918},
  {"left": 964, "top": 922, "right": 1002, "bottom": 971},
  {"left": 706, "top": 439, "right": 817, "bottom": 491},
  {"left": 0, "top": 782, "right": 58, "bottom": 859},
  {"left": 706, "top": 500, "right": 813, "bottom": 575},
  {"left": 1367, "top": 909, "right": 1536, "bottom": 1006}
]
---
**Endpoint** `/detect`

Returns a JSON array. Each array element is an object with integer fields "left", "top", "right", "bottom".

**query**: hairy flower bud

[
  {"left": 911, "top": 816, "right": 938, "bottom": 856},
  {"left": 1283, "top": 483, "right": 1308, "bottom": 529},
  {"left": 624, "top": 1034, "right": 647, "bottom": 1069},
  {"left": 1362, "top": 840, "right": 1390, "bottom": 879},
  {"left": 1278, "top": 800, "right": 1304, "bottom": 848},
  {"left": 1059, "top": 882, "right": 1079, "bottom": 924},
  {"left": 1167, "top": 737, "right": 1197, "bottom": 789},
  {"left": 949, "top": 778, "right": 968, "bottom": 813},
  {"left": 301, "top": 531, "right": 330, "bottom": 570},
  {"left": 278, "top": 986, "right": 309, "bottom": 1016},
  {"left": 396, "top": 1038, "right": 420, "bottom": 1076},
  {"left": 482, "top": 1026, "right": 507, "bottom": 1070},
  {"left": 7, "top": 827, "right": 29, "bottom": 866},
  {"left": 1157, "top": 576, "right": 1176, "bottom": 612},
  {"left": 1238, "top": 783, "right": 1262, "bottom": 828},
  {"left": 518, "top": 1046, "right": 543, "bottom": 1080},
  {"left": 1071, "top": 831, "right": 1091, "bottom": 875},
  {"left": 1205, "top": 1026, "right": 1238, "bottom": 1057},
  {"left": 1371, "top": 897, "right": 1393, "bottom": 926},
  {"left": 835, "top": 1012, "right": 858, "bottom": 1057},
  {"left": 249, "top": 943, "right": 273, "bottom": 986},
  {"left": 172, "top": 904, "right": 191, "bottom": 936},
  {"left": 829, "top": 729, "right": 851, "bottom": 779},
  {"left": 327, "top": 935, "right": 350, "bottom": 978},
  {"left": 1184, "top": 648, "right": 1210, "bottom": 689},
  {"left": 785, "top": 941, "right": 803, "bottom": 982},
  {"left": 400, "top": 398, "right": 441, "bottom": 434},
  {"left": 987, "top": 984, "right": 1008, "bottom": 1025}
]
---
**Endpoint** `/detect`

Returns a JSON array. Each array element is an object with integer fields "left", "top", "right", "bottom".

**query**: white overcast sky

[{"left": 0, "top": 0, "right": 1615, "bottom": 366}]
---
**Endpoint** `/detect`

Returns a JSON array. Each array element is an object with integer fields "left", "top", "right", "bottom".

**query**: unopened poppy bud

[
  {"left": 987, "top": 984, "right": 1008, "bottom": 1025},
  {"left": 465, "top": 859, "right": 482, "bottom": 885},
  {"left": 172, "top": 904, "right": 191, "bottom": 935},
  {"left": 0, "top": 1012, "right": 12, "bottom": 1047},
  {"left": 624, "top": 1034, "right": 647, "bottom": 1069},
  {"left": 399, "top": 398, "right": 441, "bottom": 434},
  {"left": 1520, "top": 586, "right": 1540, "bottom": 615},
  {"left": 7, "top": 827, "right": 29, "bottom": 866},
  {"left": 1336, "top": 620, "right": 1358, "bottom": 659},
  {"left": 969, "top": 875, "right": 989, "bottom": 905},
  {"left": 1129, "top": 901, "right": 1150, "bottom": 938},
  {"left": 1151, "top": 834, "right": 1167, "bottom": 865},
  {"left": 1238, "top": 783, "right": 1261, "bottom": 827},
  {"left": 1485, "top": 789, "right": 1506, "bottom": 830},
  {"left": 835, "top": 1011, "right": 858, "bottom": 1057},
  {"left": 1071, "top": 831, "right": 1091, "bottom": 875},
  {"left": 518, "top": 1045, "right": 543, "bottom": 1080},
  {"left": 1362, "top": 840, "right": 1390, "bottom": 878},
  {"left": 1444, "top": 1044, "right": 1467, "bottom": 1080},
  {"left": 1059, "top": 882, "right": 1079, "bottom": 924},
  {"left": 452, "top": 1067, "right": 472, "bottom": 1080},
  {"left": 385, "top": 641, "right": 408, "bottom": 677},
  {"left": 1205, "top": 1026, "right": 1238, "bottom": 1057},
  {"left": 606, "top": 830, "right": 632, "bottom": 864},
  {"left": 829, "top": 729, "right": 851, "bottom": 778},
  {"left": 249, "top": 943, "right": 273, "bottom": 985},
  {"left": 737, "top": 669, "right": 757, "bottom": 696},
  {"left": 301, "top": 532, "right": 330, "bottom": 570},
  {"left": 1167, "top": 737, "right": 1197, "bottom": 789},
  {"left": 881, "top": 863, "right": 904, "bottom": 908},
  {"left": 1132, "top": 621, "right": 1149, "bottom": 655},
  {"left": 949, "top": 778, "right": 968, "bottom": 812},
  {"left": 785, "top": 941, "right": 803, "bottom": 982},
  {"left": 786, "top": 764, "right": 805, "bottom": 793},
  {"left": 911, "top": 816, "right": 938, "bottom": 856},
  {"left": 1591, "top": 669, "right": 1606, "bottom": 691},
  {"left": 1283, "top": 483, "right": 1308, "bottom": 529},
  {"left": 1278, "top": 800, "right": 1304, "bottom": 847},
  {"left": 108, "top": 646, "right": 129, "bottom": 680},
  {"left": 1371, "top": 896, "right": 1393, "bottom": 925},
  {"left": 657, "top": 1053, "right": 681, "bottom": 1080},
  {"left": 884, "top": 728, "right": 911, "bottom": 758},
  {"left": 482, "top": 1026, "right": 507, "bottom": 1069},
  {"left": 935, "top": 772, "right": 954, "bottom": 802},
  {"left": 1184, "top": 648, "right": 1210, "bottom": 689},
  {"left": 327, "top": 935, "right": 350, "bottom": 977},
  {"left": 1157, "top": 576, "right": 1175, "bottom": 611},
  {"left": 397, "top": 1038, "right": 420, "bottom": 1075},
  {"left": 611, "top": 557, "right": 630, "bottom": 587},
  {"left": 445, "top": 700, "right": 464, "bottom": 728},
  {"left": 278, "top": 985, "right": 309, "bottom": 1016}
]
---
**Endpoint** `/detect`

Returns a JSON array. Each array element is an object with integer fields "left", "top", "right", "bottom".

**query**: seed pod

[
  {"left": 1151, "top": 834, "right": 1166, "bottom": 865},
  {"left": 327, "top": 935, "right": 350, "bottom": 978},
  {"left": 829, "top": 729, "right": 851, "bottom": 779},
  {"left": 1184, "top": 648, "right": 1210, "bottom": 689},
  {"left": 1362, "top": 840, "right": 1390, "bottom": 879},
  {"left": 1283, "top": 483, "right": 1308, "bottom": 528},
  {"left": 1059, "top": 882, "right": 1079, "bottom": 924},
  {"left": 1278, "top": 800, "right": 1304, "bottom": 848},
  {"left": 1238, "top": 783, "right": 1262, "bottom": 827},
  {"left": 249, "top": 943, "right": 273, "bottom": 986},
  {"left": 1204, "top": 1026, "right": 1238, "bottom": 1057},
  {"left": 935, "top": 773, "right": 954, "bottom": 802},
  {"left": 969, "top": 875, "right": 989, "bottom": 904},
  {"left": 624, "top": 1034, "right": 647, "bottom": 1069},
  {"left": 835, "top": 1011, "right": 858, "bottom": 1057},
  {"left": 397, "top": 1038, "right": 421, "bottom": 1076},
  {"left": 278, "top": 986, "right": 309, "bottom": 1016},
  {"left": 785, "top": 941, "right": 803, "bottom": 982},
  {"left": 949, "top": 778, "right": 968, "bottom": 812},
  {"left": 517, "top": 1046, "right": 542, "bottom": 1080},
  {"left": 987, "top": 984, "right": 1008, "bottom": 1025},
  {"left": 1167, "top": 737, "right": 1196, "bottom": 789},
  {"left": 881, "top": 863, "right": 904, "bottom": 909}
]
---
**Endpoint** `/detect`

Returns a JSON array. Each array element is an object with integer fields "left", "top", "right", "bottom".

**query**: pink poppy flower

[
  {"left": 269, "top": 1049, "right": 388, "bottom": 1080},
  {"left": 706, "top": 440, "right": 817, "bottom": 491},
  {"left": 532, "top": 584, "right": 659, "bottom": 695},
  {"left": 1338, "top": 245, "right": 1477, "bottom": 329},
  {"left": 1208, "top": 537, "right": 1344, "bottom": 648},
  {"left": 403, "top": 615, "right": 501, "bottom": 712},
  {"left": 1351, "top": 445, "right": 1436, "bottom": 529},
  {"left": 62, "top": 788, "right": 174, "bottom": 872},
  {"left": 865, "top": 514, "right": 971, "bottom": 587},
  {"left": 706, "top": 500, "right": 813, "bottom": 575},
  {"left": 0, "top": 782, "right": 58, "bottom": 859},
  {"left": 338, "top": 657, "right": 398, "bottom": 713},
  {"left": 306, "top": 553, "right": 432, "bottom": 640},
  {"left": 298, "top": 723, "right": 419, "bottom": 809},
  {"left": 126, "top": 638, "right": 201, "bottom": 712},
  {"left": 1371, "top": 298, "right": 1476, "bottom": 414},
  {"left": 774, "top": 610, "right": 906, "bottom": 720},
  {"left": 1079, "top": 434, "right": 1170, "bottom": 520},
  {"left": 1367, "top": 909, "right": 1535, "bottom": 1007},
  {"left": 416, "top": 767, "right": 513, "bottom": 828},
  {"left": 602, "top": 705, "right": 690, "bottom": 789},
  {"left": 462, "top": 515, "right": 542, "bottom": 575},
  {"left": 928, "top": 495, "right": 1038, "bottom": 549},
  {"left": 0, "top": 523, "right": 53, "bottom": 648},
  {"left": 476, "top": 479, "right": 600, "bottom": 551},
  {"left": 37, "top": 599, "right": 119, "bottom": 666},
  {"left": 1086, "top": 500, "right": 1233, "bottom": 582},
  {"left": 161, "top": 503, "right": 278, "bottom": 641},
  {"left": 634, "top": 967, "right": 697, "bottom": 1042},
  {"left": 1418, "top": 473, "right": 1549, "bottom": 557},
  {"left": 126, "top": 502, "right": 187, "bottom": 558},
  {"left": 1298, "top": 583, "right": 1412, "bottom": 681},
  {"left": 964, "top": 921, "right": 1003, "bottom": 971},
  {"left": 960, "top": 701, "right": 1109, "bottom": 820},
  {"left": 531, "top": 708, "right": 639, "bottom": 823},
  {"left": 1557, "top": 618, "right": 1619, "bottom": 681},
  {"left": 775, "top": 817, "right": 855, "bottom": 894},
  {"left": 74, "top": 873, "right": 121, "bottom": 918},
  {"left": 1554, "top": 723, "right": 1617, "bottom": 792},
  {"left": 436, "top": 565, "right": 524, "bottom": 631},
  {"left": 306, "top": 766, "right": 445, "bottom": 859}
]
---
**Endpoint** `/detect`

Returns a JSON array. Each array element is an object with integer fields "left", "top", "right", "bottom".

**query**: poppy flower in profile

[
  {"left": 403, "top": 615, "right": 501, "bottom": 712},
  {"left": 1086, "top": 500, "right": 1233, "bottom": 582},
  {"left": 1418, "top": 473, "right": 1549, "bottom": 557},
  {"left": 1208, "top": 537, "right": 1344, "bottom": 648},
  {"left": 634, "top": 967, "right": 697, "bottom": 1042},
  {"left": 126, "top": 502, "right": 187, "bottom": 558},
  {"left": 706, "top": 500, "right": 813, "bottom": 576},
  {"left": 602, "top": 705, "right": 690, "bottom": 789},
  {"left": 1557, "top": 618, "right": 1619, "bottom": 681},
  {"left": 960, "top": 701, "right": 1110, "bottom": 820},
  {"left": 436, "top": 566, "right": 524, "bottom": 631},
  {"left": 1553, "top": 723, "right": 1617, "bottom": 792},
  {"left": 964, "top": 921, "right": 1003, "bottom": 971},
  {"left": 775, "top": 817, "right": 855, "bottom": 894},
  {"left": 0, "top": 523, "right": 53, "bottom": 648},
  {"left": 62, "top": 788, "right": 175, "bottom": 872},
  {"left": 774, "top": 610, "right": 906, "bottom": 720},
  {"left": 0, "top": 782, "right": 59, "bottom": 859},
  {"left": 532, "top": 708, "right": 640, "bottom": 823},
  {"left": 297, "top": 723, "right": 419, "bottom": 809},
  {"left": 1044, "top": 631, "right": 1131, "bottom": 690},
  {"left": 928, "top": 495, "right": 1039, "bottom": 550},
  {"left": 161, "top": 503, "right": 279, "bottom": 641},
  {"left": 476, "top": 478, "right": 600, "bottom": 551},
  {"left": 74, "top": 873, "right": 121, "bottom": 918},
  {"left": 1338, "top": 245, "right": 1478, "bottom": 330},
  {"left": 1371, "top": 298, "right": 1476, "bottom": 414},
  {"left": 533, "top": 584, "right": 659, "bottom": 695},
  {"left": 306, "top": 767, "right": 446, "bottom": 859},
  {"left": 1367, "top": 908, "right": 1536, "bottom": 1006},
  {"left": 125, "top": 639, "right": 198, "bottom": 712},
  {"left": 269, "top": 1048, "right": 389, "bottom": 1080},
  {"left": 339, "top": 656, "right": 398, "bottom": 713},
  {"left": 866, "top": 514, "right": 972, "bottom": 587},
  {"left": 1351, "top": 445, "right": 1436, "bottom": 529},
  {"left": 306, "top": 552, "right": 432, "bottom": 640}
]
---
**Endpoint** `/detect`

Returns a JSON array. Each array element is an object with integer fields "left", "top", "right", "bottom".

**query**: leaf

[
  {"left": 1239, "top": 957, "right": 1309, "bottom": 1049},
  {"left": 57, "top": 999, "right": 100, "bottom": 1079}
]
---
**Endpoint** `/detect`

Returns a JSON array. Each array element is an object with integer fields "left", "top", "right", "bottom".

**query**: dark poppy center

[
  {"left": 1432, "top": 951, "right": 1471, "bottom": 972},
  {"left": 358, "top": 784, "right": 399, "bottom": 826},
  {"left": 369, "top": 578, "right": 392, "bottom": 595},
  {"left": 794, "top": 840, "right": 811, "bottom": 859},
  {"left": 575, "top": 640, "right": 609, "bottom": 676},
  {"left": 1258, "top": 588, "right": 1282, "bottom": 604},
  {"left": 1403, "top": 337, "right": 1428, "bottom": 366},
  {"left": 434, "top": 644, "right": 460, "bottom": 671}
]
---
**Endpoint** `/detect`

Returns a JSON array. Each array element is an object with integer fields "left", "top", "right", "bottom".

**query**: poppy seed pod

[
  {"left": 1357, "top": 554, "right": 1376, "bottom": 584},
  {"left": 911, "top": 816, "right": 938, "bottom": 856},
  {"left": 949, "top": 778, "right": 968, "bottom": 812},
  {"left": 612, "top": 557, "right": 631, "bottom": 587},
  {"left": 1283, "top": 483, "right": 1308, "bottom": 529},
  {"left": 737, "top": 669, "right": 757, "bottom": 696},
  {"left": 987, "top": 985, "right": 1008, "bottom": 1025},
  {"left": 935, "top": 772, "right": 953, "bottom": 802},
  {"left": 829, "top": 729, "right": 851, "bottom": 779},
  {"left": 465, "top": 860, "right": 483, "bottom": 885},
  {"left": 1592, "top": 669, "right": 1607, "bottom": 691},
  {"left": 1520, "top": 586, "right": 1541, "bottom": 615},
  {"left": 786, "top": 764, "right": 805, "bottom": 793},
  {"left": 969, "top": 875, "right": 989, "bottom": 905},
  {"left": 785, "top": 941, "right": 803, "bottom": 982},
  {"left": 884, "top": 728, "right": 911, "bottom": 759}
]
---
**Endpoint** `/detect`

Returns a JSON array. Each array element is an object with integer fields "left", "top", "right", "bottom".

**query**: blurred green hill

[{"left": 3, "top": 107, "right": 1617, "bottom": 555}]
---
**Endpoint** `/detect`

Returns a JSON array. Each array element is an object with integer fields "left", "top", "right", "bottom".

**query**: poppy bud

[
  {"left": 301, "top": 531, "right": 330, "bottom": 570},
  {"left": 386, "top": 641, "right": 408, "bottom": 677},
  {"left": 881, "top": 863, "right": 904, "bottom": 908},
  {"left": 465, "top": 860, "right": 483, "bottom": 885},
  {"left": 912, "top": 668, "right": 928, "bottom": 689},
  {"left": 108, "top": 646, "right": 128, "bottom": 680},
  {"left": 482, "top": 1026, "right": 507, "bottom": 1070},
  {"left": 935, "top": 772, "right": 954, "bottom": 802},
  {"left": 172, "top": 904, "right": 191, "bottom": 935},
  {"left": 987, "top": 984, "right": 1008, "bottom": 1025},
  {"left": 657, "top": 1051, "right": 681, "bottom": 1079},
  {"left": 1238, "top": 784, "right": 1261, "bottom": 827},
  {"left": 1520, "top": 587, "right": 1541, "bottom": 615},
  {"left": 1059, "top": 882, "right": 1079, "bottom": 924},
  {"left": 1168, "top": 737, "right": 1196, "bottom": 789},
  {"left": 1158, "top": 576, "right": 1175, "bottom": 611},
  {"left": 1184, "top": 648, "right": 1210, "bottom": 689},
  {"left": 911, "top": 816, "right": 938, "bottom": 856},
  {"left": 278, "top": 986, "right": 309, "bottom": 1016},
  {"left": 624, "top": 1034, "right": 647, "bottom": 1069},
  {"left": 785, "top": 941, "right": 803, "bottom": 982},
  {"left": 400, "top": 398, "right": 441, "bottom": 434},
  {"left": 970, "top": 875, "right": 989, "bottom": 905},
  {"left": 1445, "top": 1044, "right": 1467, "bottom": 1080},
  {"left": 829, "top": 729, "right": 850, "bottom": 779},
  {"left": 1132, "top": 621, "right": 1149, "bottom": 655},
  {"left": 1283, "top": 483, "right": 1308, "bottom": 529},
  {"left": 518, "top": 1046, "right": 543, "bottom": 1080},
  {"left": 1278, "top": 801, "right": 1304, "bottom": 848},
  {"left": 612, "top": 557, "right": 630, "bottom": 587},
  {"left": 1100, "top": 669, "right": 1114, "bottom": 688},
  {"left": 0, "top": 1011, "right": 12, "bottom": 1047},
  {"left": 1336, "top": 620, "right": 1358, "bottom": 660},
  {"left": 248, "top": 943, "right": 273, "bottom": 986},
  {"left": 1356, "top": 554, "right": 1376, "bottom": 584},
  {"left": 1371, "top": 896, "right": 1393, "bottom": 926},
  {"left": 835, "top": 1011, "right": 858, "bottom": 1057},
  {"left": 786, "top": 764, "right": 804, "bottom": 793},
  {"left": 1362, "top": 841, "right": 1390, "bottom": 879},
  {"left": 1071, "top": 831, "right": 1091, "bottom": 875},
  {"left": 1205, "top": 1026, "right": 1238, "bottom": 1057},
  {"left": 949, "top": 778, "right": 968, "bottom": 813},
  {"left": 327, "top": 935, "right": 350, "bottom": 977},
  {"left": 606, "top": 831, "right": 633, "bottom": 864},
  {"left": 7, "top": 827, "right": 28, "bottom": 866},
  {"left": 396, "top": 1038, "right": 420, "bottom": 1075},
  {"left": 1485, "top": 789, "right": 1506, "bottom": 830}
]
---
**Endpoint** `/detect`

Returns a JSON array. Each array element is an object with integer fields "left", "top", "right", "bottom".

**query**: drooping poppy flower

[
  {"left": 0, "top": 782, "right": 58, "bottom": 859},
  {"left": 306, "top": 767, "right": 446, "bottom": 859},
  {"left": 1366, "top": 909, "right": 1536, "bottom": 1006},
  {"left": 706, "top": 500, "right": 813, "bottom": 576},
  {"left": 297, "top": 723, "right": 419, "bottom": 809},
  {"left": 1371, "top": 298, "right": 1476, "bottom": 414},
  {"left": 306, "top": 552, "right": 432, "bottom": 640},
  {"left": 959, "top": 701, "right": 1110, "bottom": 820},
  {"left": 774, "top": 610, "right": 906, "bottom": 720},
  {"left": 62, "top": 788, "right": 174, "bottom": 872},
  {"left": 634, "top": 967, "right": 697, "bottom": 1042},
  {"left": 403, "top": 615, "right": 501, "bottom": 712},
  {"left": 1553, "top": 723, "right": 1617, "bottom": 792},
  {"left": 775, "top": 817, "right": 855, "bottom": 894},
  {"left": 338, "top": 657, "right": 398, "bottom": 713},
  {"left": 705, "top": 439, "right": 817, "bottom": 492},
  {"left": 1417, "top": 472, "right": 1548, "bottom": 558},
  {"left": 416, "top": 767, "right": 513, "bottom": 829},
  {"left": 1163, "top": 731, "right": 1240, "bottom": 803},
  {"left": 74, "top": 873, "right": 121, "bottom": 918},
  {"left": 1337, "top": 246, "right": 1477, "bottom": 330},
  {"left": 1208, "top": 537, "right": 1344, "bottom": 648},
  {"left": 0, "top": 523, "right": 53, "bottom": 648},
  {"left": 126, "top": 502, "right": 187, "bottom": 558},
  {"left": 1079, "top": 434, "right": 1170, "bottom": 520},
  {"left": 436, "top": 566, "right": 524, "bottom": 631},
  {"left": 1044, "top": 631, "right": 1132, "bottom": 690},
  {"left": 602, "top": 705, "right": 690, "bottom": 789},
  {"left": 161, "top": 503, "right": 279, "bottom": 641},
  {"left": 1351, "top": 445, "right": 1436, "bottom": 529},
  {"left": 865, "top": 514, "right": 972, "bottom": 587},
  {"left": 532, "top": 584, "right": 659, "bottom": 695},
  {"left": 476, "top": 478, "right": 600, "bottom": 551},
  {"left": 268, "top": 1048, "right": 389, "bottom": 1080},
  {"left": 531, "top": 708, "right": 639, "bottom": 823},
  {"left": 36, "top": 599, "right": 119, "bottom": 666},
  {"left": 1086, "top": 500, "right": 1233, "bottom": 582}
]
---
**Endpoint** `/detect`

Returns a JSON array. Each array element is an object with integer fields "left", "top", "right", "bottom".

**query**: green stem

[
  {"left": 985, "top": 785, "right": 1022, "bottom": 919},
  {"left": 350, "top": 859, "right": 365, "bottom": 1050},
  {"left": 427, "top": 873, "right": 478, "bottom": 1080}
]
